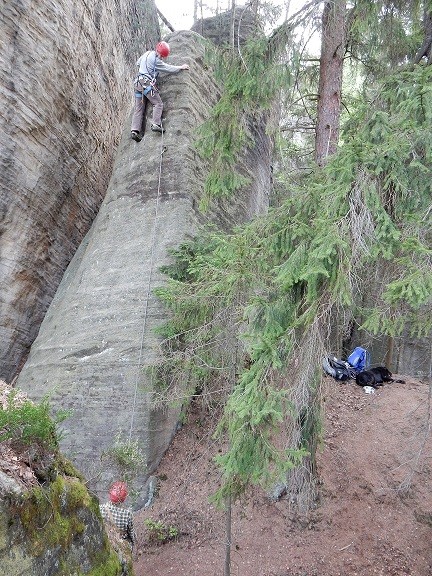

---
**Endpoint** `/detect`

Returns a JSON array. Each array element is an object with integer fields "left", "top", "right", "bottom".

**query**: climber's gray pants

[{"left": 131, "top": 91, "right": 163, "bottom": 132}]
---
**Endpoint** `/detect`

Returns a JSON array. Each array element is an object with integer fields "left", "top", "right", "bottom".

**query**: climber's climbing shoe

[
  {"left": 151, "top": 124, "right": 165, "bottom": 134},
  {"left": 131, "top": 131, "right": 142, "bottom": 142}
]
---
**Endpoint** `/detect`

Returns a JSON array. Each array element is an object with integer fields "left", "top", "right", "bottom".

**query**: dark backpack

[{"left": 322, "top": 356, "right": 357, "bottom": 381}]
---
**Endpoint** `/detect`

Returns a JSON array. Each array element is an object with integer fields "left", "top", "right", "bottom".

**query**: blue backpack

[{"left": 347, "top": 347, "right": 371, "bottom": 373}]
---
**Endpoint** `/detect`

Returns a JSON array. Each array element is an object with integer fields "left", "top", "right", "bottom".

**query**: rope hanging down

[{"left": 128, "top": 127, "right": 166, "bottom": 443}]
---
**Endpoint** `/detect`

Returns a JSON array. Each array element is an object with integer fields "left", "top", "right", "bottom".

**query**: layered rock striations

[
  {"left": 0, "top": 0, "right": 160, "bottom": 383},
  {"left": 17, "top": 30, "right": 274, "bottom": 506}
]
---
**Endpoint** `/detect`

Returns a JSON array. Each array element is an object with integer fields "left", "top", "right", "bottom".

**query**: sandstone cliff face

[
  {"left": 0, "top": 0, "right": 160, "bottom": 383},
  {"left": 191, "top": 5, "right": 259, "bottom": 46},
  {"left": 17, "top": 30, "right": 274, "bottom": 506}
]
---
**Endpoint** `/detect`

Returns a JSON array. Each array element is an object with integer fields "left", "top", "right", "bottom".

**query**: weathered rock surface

[
  {"left": 17, "top": 30, "right": 274, "bottom": 506},
  {"left": 0, "top": 472, "right": 121, "bottom": 576},
  {"left": 0, "top": 0, "right": 160, "bottom": 383},
  {"left": 191, "top": 5, "right": 260, "bottom": 46}
]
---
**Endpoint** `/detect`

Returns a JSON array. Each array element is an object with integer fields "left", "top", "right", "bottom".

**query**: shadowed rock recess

[
  {"left": 17, "top": 30, "right": 274, "bottom": 506},
  {"left": 0, "top": 0, "right": 160, "bottom": 383}
]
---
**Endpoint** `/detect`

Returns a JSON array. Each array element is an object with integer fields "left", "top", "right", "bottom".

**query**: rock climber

[
  {"left": 99, "top": 481, "right": 136, "bottom": 548},
  {"left": 131, "top": 40, "right": 190, "bottom": 141}
]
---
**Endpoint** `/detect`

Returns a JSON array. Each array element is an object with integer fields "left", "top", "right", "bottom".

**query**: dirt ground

[{"left": 133, "top": 375, "right": 432, "bottom": 576}]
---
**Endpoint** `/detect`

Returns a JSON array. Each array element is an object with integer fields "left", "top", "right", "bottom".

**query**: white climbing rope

[{"left": 128, "top": 124, "right": 166, "bottom": 443}]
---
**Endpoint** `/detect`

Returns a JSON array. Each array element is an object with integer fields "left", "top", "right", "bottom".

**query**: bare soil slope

[{"left": 134, "top": 376, "right": 432, "bottom": 576}]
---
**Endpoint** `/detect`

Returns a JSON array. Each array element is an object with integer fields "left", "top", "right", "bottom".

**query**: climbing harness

[
  {"left": 128, "top": 115, "right": 166, "bottom": 443},
  {"left": 134, "top": 74, "right": 158, "bottom": 99}
]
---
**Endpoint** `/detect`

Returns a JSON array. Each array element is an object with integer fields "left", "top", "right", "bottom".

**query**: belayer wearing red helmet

[
  {"left": 131, "top": 41, "right": 190, "bottom": 141},
  {"left": 99, "top": 481, "right": 136, "bottom": 548}
]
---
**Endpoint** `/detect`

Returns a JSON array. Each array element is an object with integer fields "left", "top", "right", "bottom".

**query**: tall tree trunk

[
  {"left": 413, "top": 6, "right": 432, "bottom": 64},
  {"left": 385, "top": 335, "right": 394, "bottom": 370},
  {"left": 230, "top": 0, "right": 236, "bottom": 49},
  {"left": 315, "top": 0, "right": 346, "bottom": 167},
  {"left": 224, "top": 495, "right": 232, "bottom": 576},
  {"left": 284, "top": 0, "right": 291, "bottom": 22}
]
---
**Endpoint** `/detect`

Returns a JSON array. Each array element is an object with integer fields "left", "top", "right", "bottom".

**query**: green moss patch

[{"left": 15, "top": 474, "right": 123, "bottom": 574}]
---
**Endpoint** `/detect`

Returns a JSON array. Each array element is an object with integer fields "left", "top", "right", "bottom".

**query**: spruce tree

[{"left": 154, "top": 0, "right": 432, "bottom": 546}]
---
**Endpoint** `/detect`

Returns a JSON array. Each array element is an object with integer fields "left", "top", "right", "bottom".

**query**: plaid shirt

[{"left": 100, "top": 501, "right": 136, "bottom": 544}]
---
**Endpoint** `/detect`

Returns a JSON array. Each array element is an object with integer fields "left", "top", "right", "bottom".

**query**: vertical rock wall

[
  {"left": 0, "top": 0, "right": 160, "bottom": 382},
  {"left": 17, "top": 30, "right": 274, "bottom": 506}
]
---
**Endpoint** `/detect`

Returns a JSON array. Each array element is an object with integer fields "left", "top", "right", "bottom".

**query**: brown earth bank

[{"left": 133, "top": 375, "right": 432, "bottom": 576}]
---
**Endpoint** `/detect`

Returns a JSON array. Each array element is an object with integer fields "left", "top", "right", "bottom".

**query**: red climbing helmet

[
  {"left": 156, "top": 41, "right": 170, "bottom": 58},
  {"left": 109, "top": 481, "right": 128, "bottom": 503}
]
